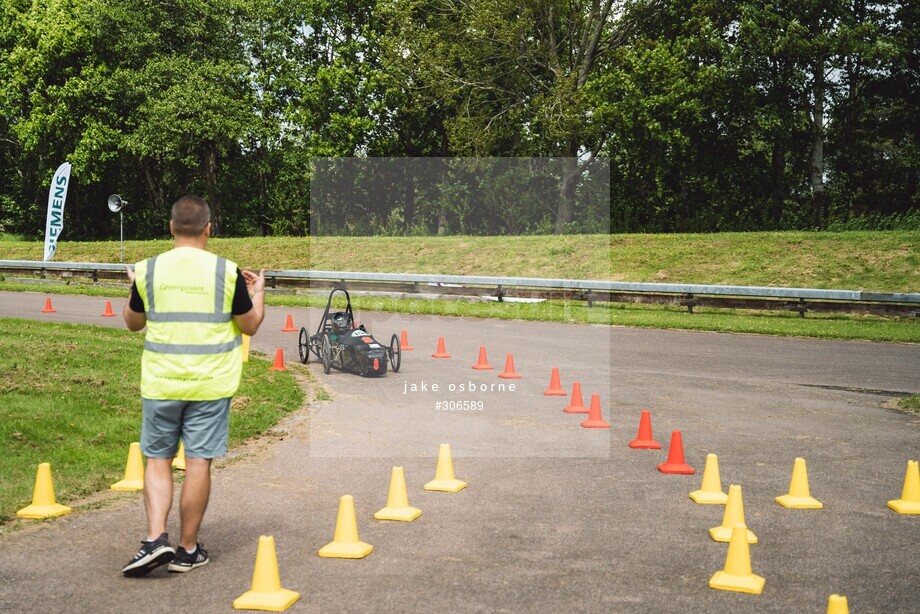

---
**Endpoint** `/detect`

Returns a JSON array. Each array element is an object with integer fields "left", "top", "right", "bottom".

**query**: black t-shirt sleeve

[
  {"left": 129, "top": 282, "right": 145, "bottom": 312},
  {"left": 232, "top": 271, "right": 253, "bottom": 315}
]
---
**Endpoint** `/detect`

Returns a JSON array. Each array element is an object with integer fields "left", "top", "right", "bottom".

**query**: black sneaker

[
  {"left": 168, "top": 543, "right": 209, "bottom": 573},
  {"left": 122, "top": 533, "right": 175, "bottom": 577}
]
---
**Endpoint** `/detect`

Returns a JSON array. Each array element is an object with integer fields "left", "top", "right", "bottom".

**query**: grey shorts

[{"left": 140, "top": 397, "right": 232, "bottom": 459}]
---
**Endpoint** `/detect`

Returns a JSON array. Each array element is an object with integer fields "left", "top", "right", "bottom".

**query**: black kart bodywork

[{"left": 298, "top": 287, "right": 401, "bottom": 376}]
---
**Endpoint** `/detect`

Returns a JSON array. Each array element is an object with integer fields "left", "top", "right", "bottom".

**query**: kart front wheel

[
  {"left": 389, "top": 333, "right": 401, "bottom": 373},
  {"left": 298, "top": 328, "right": 309, "bottom": 363},
  {"left": 321, "top": 334, "right": 332, "bottom": 374}
]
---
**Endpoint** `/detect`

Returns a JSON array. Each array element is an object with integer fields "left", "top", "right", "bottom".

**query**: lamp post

[{"left": 107, "top": 194, "right": 127, "bottom": 263}]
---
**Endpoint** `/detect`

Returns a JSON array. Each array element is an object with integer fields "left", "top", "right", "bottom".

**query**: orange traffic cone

[
  {"left": 581, "top": 394, "right": 610, "bottom": 429},
  {"left": 101, "top": 300, "right": 116, "bottom": 317},
  {"left": 563, "top": 382, "right": 589, "bottom": 414},
  {"left": 432, "top": 336, "right": 451, "bottom": 358},
  {"left": 629, "top": 410, "right": 661, "bottom": 449},
  {"left": 472, "top": 346, "right": 493, "bottom": 370},
  {"left": 498, "top": 354, "right": 521, "bottom": 379},
  {"left": 400, "top": 330, "right": 414, "bottom": 351},
  {"left": 281, "top": 314, "right": 297, "bottom": 332},
  {"left": 543, "top": 368, "right": 566, "bottom": 396},
  {"left": 269, "top": 348, "right": 286, "bottom": 371},
  {"left": 658, "top": 431, "right": 695, "bottom": 474},
  {"left": 41, "top": 298, "right": 56, "bottom": 313}
]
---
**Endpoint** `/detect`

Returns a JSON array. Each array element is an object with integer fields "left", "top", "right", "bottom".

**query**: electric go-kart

[{"left": 298, "top": 286, "right": 401, "bottom": 376}]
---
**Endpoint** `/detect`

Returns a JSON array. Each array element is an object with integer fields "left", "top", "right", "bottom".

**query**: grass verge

[
  {"left": 898, "top": 395, "right": 920, "bottom": 413},
  {"left": 274, "top": 292, "right": 920, "bottom": 342},
  {"left": 2, "top": 231, "right": 917, "bottom": 342},
  {"left": 1, "top": 280, "right": 918, "bottom": 342},
  {"left": 1, "top": 231, "right": 917, "bottom": 291},
  {"left": 0, "top": 317, "right": 304, "bottom": 526}
]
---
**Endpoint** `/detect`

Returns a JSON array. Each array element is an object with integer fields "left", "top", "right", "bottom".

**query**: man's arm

[
  {"left": 123, "top": 265, "right": 147, "bottom": 332},
  {"left": 233, "top": 269, "right": 265, "bottom": 336}
]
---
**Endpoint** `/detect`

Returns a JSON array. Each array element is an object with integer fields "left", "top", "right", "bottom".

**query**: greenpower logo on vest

[
  {"left": 159, "top": 283, "right": 209, "bottom": 296},
  {"left": 43, "top": 162, "right": 72, "bottom": 261}
]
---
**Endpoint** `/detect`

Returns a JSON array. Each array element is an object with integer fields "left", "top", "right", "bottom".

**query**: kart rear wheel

[
  {"left": 321, "top": 334, "right": 332, "bottom": 374},
  {"left": 389, "top": 333, "right": 401, "bottom": 373},
  {"left": 298, "top": 328, "right": 309, "bottom": 363}
]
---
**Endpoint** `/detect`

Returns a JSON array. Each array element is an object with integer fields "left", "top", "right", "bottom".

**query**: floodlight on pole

[{"left": 107, "top": 194, "right": 127, "bottom": 263}]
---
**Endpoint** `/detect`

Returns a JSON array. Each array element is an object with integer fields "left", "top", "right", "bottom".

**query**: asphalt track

[{"left": 0, "top": 291, "right": 918, "bottom": 613}]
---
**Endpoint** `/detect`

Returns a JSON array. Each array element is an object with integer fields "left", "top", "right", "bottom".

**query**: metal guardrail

[
  {"left": 1, "top": 260, "right": 917, "bottom": 316},
  {"left": 294, "top": 269, "right": 919, "bottom": 303}
]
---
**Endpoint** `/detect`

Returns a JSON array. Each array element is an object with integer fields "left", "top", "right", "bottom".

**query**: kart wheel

[
  {"left": 321, "top": 334, "right": 332, "bottom": 374},
  {"left": 389, "top": 333, "right": 401, "bottom": 373},
  {"left": 298, "top": 328, "right": 309, "bottom": 363}
]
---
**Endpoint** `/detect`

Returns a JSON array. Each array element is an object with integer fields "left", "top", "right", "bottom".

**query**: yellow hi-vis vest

[{"left": 134, "top": 247, "right": 243, "bottom": 400}]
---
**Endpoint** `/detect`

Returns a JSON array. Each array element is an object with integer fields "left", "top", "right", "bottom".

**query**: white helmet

[{"left": 331, "top": 312, "right": 350, "bottom": 331}]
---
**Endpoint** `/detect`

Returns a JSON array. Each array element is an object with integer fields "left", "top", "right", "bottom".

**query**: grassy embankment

[
  {"left": 0, "top": 318, "right": 306, "bottom": 529},
  {"left": 1, "top": 232, "right": 917, "bottom": 342}
]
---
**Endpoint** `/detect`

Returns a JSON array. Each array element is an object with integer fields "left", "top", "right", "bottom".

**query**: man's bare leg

[
  {"left": 122, "top": 457, "right": 176, "bottom": 576},
  {"left": 144, "top": 458, "right": 174, "bottom": 540},
  {"left": 179, "top": 457, "right": 212, "bottom": 550}
]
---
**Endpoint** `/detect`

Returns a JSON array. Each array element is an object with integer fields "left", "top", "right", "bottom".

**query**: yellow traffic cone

[
  {"left": 242, "top": 334, "right": 250, "bottom": 363},
  {"left": 827, "top": 594, "right": 849, "bottom": 614},
  {"left": 318, "top": 495, "right": 373, "bottom": 559},
  {"left": 690, "top": 453, "right": 729, "bottom": 504},
  {"left": 233, "top": 535, "right": 300, "bottom": 611},
  {"left": 710, "top": 484, "right": 757, "bottom": 543},
  {"left": 110, "top": 442, "right": 144, "bottom": 491},
  {"left": 16, "top": 463, "right": 72, "bottom": 519},
  {"left": 172, "top": 441, "right": 186, "bottom": 471},
  {"left": 887, "top": 459, "right": 920, "bottom": 514},
  {"left": 424, "top": 443, "right": 466, "bottom": 492},
  {"left": 709, "top": 523, "right": 765, "bottom": 594},
  {"left": 776, "top": 457, "right": 823, "bottom": 509},
  {"left": 374, "top": 467, "right": 422, "bottom": 522}
]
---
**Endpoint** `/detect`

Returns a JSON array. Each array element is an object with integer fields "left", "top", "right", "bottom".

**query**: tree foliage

[{"left": 0, "top": 0, "right": 915, "bottom": 239}]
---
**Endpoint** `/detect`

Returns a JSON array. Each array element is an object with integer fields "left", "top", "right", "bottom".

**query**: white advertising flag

[{"left": 43, "top": 162, "right": 72, "bottom": 261}]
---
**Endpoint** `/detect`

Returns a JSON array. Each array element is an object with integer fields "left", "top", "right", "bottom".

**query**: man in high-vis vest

[{"left": 120, "top": 195, "right": 265, "bottom": 577}]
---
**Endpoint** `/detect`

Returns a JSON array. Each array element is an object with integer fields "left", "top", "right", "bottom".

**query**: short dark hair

[{"left": 171, "top": 195, "right": 211, "bottom": 236}]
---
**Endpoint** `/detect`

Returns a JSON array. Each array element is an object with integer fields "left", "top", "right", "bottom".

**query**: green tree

[
  {"left": 0, "top": 0, "right": 915, "bottom": 238},
  {"left": 96, "top": 0, "right": 258, "bottom": 234},
  {"left": 826, "top": 1, "right": 919, "bottom": 220},
  {"left": 382, "top": 0, "right": 656, "bottom": 233},
  {"left": 0, "top": 0, "right": 270, "bottom": 238},
  {"left": 235, "top": 0, "right": 312, "bottom": 235}
]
